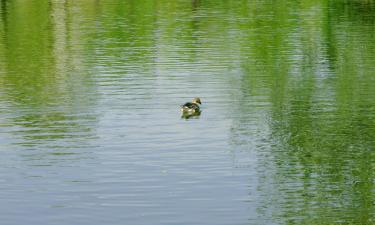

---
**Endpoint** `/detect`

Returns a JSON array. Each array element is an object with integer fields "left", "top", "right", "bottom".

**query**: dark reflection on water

[
  {"left": 1, "top": 1, "right": 375, "bottom": 225},
  {"left": 181, "top": 111, "right": 201, "bottom": 120}
]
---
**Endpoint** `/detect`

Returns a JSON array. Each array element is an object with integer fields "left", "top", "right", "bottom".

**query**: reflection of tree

[
  {"left": 0, "top": 0, "right": 98, "bottom": 151},
  {"left": 330, "top": 0, "right": 375, "bottom": 25},
  {"left": 0, "top": 0, "right": 374, "bottom": 222},
  {"left": 0, "top": 1, "right": 6, "bottom": 75},
  {"left": 0, "top": 0, "right": 8, "bottom": 33},
  {"left": 228, "top": 1, "right": 375, "bottom": 224}
]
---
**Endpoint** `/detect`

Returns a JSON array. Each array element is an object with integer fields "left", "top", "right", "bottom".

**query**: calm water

[{"left": 1, "top": 1, "right": 375, "bottom": 224}]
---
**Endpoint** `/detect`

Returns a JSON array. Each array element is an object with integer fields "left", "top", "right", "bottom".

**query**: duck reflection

[{"left": 181, "top": 110, "right": 201, "bottom": 119}]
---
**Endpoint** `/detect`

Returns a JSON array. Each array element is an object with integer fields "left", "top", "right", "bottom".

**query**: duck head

[{"left": 192, "top": 97, "right": 201, "bottom": 104}]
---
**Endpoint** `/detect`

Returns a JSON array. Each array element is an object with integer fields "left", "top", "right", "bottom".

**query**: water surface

[{"left": 1, "top": 1, "right": 375, "bottom": 224}]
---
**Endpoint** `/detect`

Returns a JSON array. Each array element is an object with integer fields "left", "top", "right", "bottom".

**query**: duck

[{"left": 181, "top": 97, "right": 202, "bottom": 114}]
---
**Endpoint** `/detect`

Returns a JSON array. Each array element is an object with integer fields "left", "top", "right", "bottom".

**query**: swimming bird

[{"left": 181, "top": 97, "right": 202, "bottom": 114}]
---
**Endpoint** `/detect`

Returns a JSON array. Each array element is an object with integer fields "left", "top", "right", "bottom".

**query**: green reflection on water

[
  {"left": 229, "top": 1, "right": 375, "bottom": 224},
  {"left": 0, "top": 0, "right": 98, "bottom": 149},
  {"left": 0, "top": 0, "right": 375, "bottom": 224}
]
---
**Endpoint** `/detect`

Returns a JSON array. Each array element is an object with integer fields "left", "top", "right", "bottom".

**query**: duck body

[
  {"left": 181, "top": 102, "right": 200, "bottom": 113},
  {"left": 180, "top": 97, "right": 202, "bottom": 114}
]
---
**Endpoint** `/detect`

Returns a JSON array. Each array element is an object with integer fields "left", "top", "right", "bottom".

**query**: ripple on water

[{"left": 1, "top": 1, "right": 375, "bottom": 225}]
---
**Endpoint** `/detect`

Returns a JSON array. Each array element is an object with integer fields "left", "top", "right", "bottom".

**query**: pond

[{"left": 0, "top": 0, "right": 375, "bottom": 224}]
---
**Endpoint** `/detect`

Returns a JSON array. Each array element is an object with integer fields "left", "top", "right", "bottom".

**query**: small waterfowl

[{"left": 181, "top": 97, "right": 202, "bottom": 114}]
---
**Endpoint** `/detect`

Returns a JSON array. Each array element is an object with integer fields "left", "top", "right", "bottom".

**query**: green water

[{"left": 1, "top": 1, "right": 375, "bottom": 224}]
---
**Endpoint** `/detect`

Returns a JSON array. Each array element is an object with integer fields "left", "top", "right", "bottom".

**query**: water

[{"left": 1, "top": 0, "right": 375, "bottom": 224}]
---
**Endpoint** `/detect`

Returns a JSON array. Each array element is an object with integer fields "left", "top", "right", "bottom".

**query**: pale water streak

[{"left": 0, "top": 1, "right": 375, "bottom": 225}]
